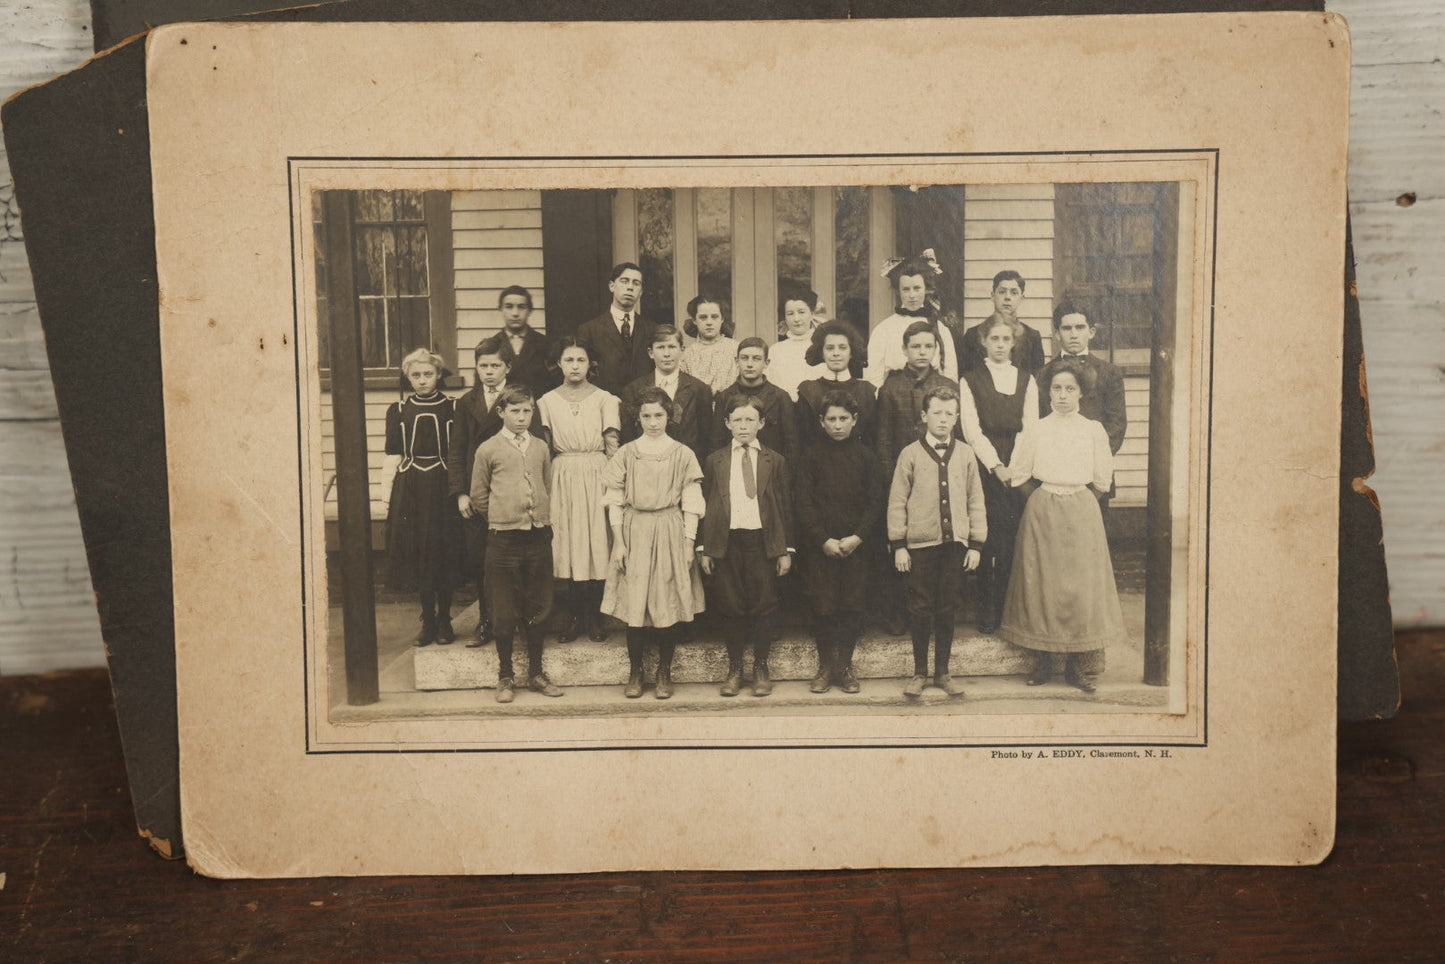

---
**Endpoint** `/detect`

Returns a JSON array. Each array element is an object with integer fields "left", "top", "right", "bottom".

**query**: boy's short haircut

[
  {"left": 474, "top": 333, "right": 511, "bottom": 363},
  {"left": 1046, "top": 358, "right": 1096, "bottom": 397},
  {"left": 920, "top": 385, "right": 960, "bottom": 415},
  {"left": 902, "top": 319, "right": 937, "bottom": 349},
  {"left": 633, "top": 385, "right": 676, "bottom": 422},
  {"left": 650, "top": 324, "right": 683, "bottom": 347},
  {"left": 737, "top": 336, "right": 770, "bottom": 360},
  {"left": 778, "top": 287, "right": 820, "bottom": 318},
  {"left": 992, "top": 269, "right": 1026, "bottom": 293},
  {"left": 819, "top": 389, "right": 860, "bottom": 418},
  {"left": 497, "top": 284, "right": 533, "bottom": 310},
  {"left": 722, "top": 394, "right": 764, "bottom": 420},
  {"left": 610, "top": 261, "right": 643, "bottom": 282},
  {"left": 1052, "top": 300, "right": 1093, "bottom": 330},
  {"left": 497, "top": 386, "right": 535, "bottom": 411},
  {"left": 683, "top": 293, "right": 734, "bottom": 339}
]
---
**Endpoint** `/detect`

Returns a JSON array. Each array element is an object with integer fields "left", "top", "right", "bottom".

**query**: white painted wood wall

[
  {"left": 1, "top": 1, "right": 1439, "bottom": 673},
  {"left": 316, "top": 190, "right": 547, "bottom": 521},
  {"left": 963, "top": 183, "right": 1151, "bottom": 508}
]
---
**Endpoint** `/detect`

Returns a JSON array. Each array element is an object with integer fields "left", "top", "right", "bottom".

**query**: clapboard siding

[
  {"left": 319, "top": 388, "right": 404, "bottom": 521},
  {"left": 317, "top": 189, "right": 549, "bottom": 523},
  {"left": 962, "top": 184, "right": 1056, "bottom": 356},
  {"left": 452, "top": 188, "right": 547, "bottom": 370},
  {"left": 1114, "top": 375, "right": 1150, "bottom": 507}
]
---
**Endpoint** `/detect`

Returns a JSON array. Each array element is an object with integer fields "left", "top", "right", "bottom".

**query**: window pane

[
  {"left": 354, "top": 227, "right": 394, "bottom": 296},
  {"left": 774, "top": 186, "right": 812, "bottom": 306},
  {"left": 1115, "top": 182, "right": 1162, "bottom": 206},
  {"left": 395, "top": 225, "right": 430, "bottom": 296},
  {"left": 637, "top": 188, "right": 676, "bottom": 328},
  {"left": 357, "top": 298, "right": 389, "bottom": 369},
  {"left": 354, "top": 190, "right": 394, "bottom": 224},
  {"left": 833, "top": 186, "right": 870, "bottom": 331},
  {"left": 394, "top": 297, "right": 433, "bottom": 365},
  {"left": 695, "top": 188, "right": 733, "bottom": 310},
  {"left": 1110, "top": 293, "right": 1155, "bottom": 350},
  {"left": 1120, "top": 210, "right": 1157, "bottom": 254},
  {"left": 395, "top": 190, "right": 426, "bottom": 221}
]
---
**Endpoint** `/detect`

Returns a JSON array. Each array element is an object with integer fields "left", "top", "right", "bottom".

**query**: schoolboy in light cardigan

[
  {"left": 470, "top": 387, "right": 563, "bottom": 704},
  {"left": 888, "top": 385, "right": 987, "bottom": 700}
]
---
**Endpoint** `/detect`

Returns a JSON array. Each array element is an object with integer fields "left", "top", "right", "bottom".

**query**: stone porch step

[
  {"left": 332, "top": 675, "right": 1169, "bottom": 722},
  {"left": 417, "top": 631, "right": 1052, "bottom": 691}
]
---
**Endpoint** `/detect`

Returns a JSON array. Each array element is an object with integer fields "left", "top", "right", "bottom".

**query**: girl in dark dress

[
  {"left": 795, "top": 319, "right": 877, "bottom": 451},
  {"left": 383, "top": 348, "right": 464, "bottom": 646},
  {"left": 958, "top": 315, "right": 1038, "bottom": 634},
  {"left": 794, "top": 390, "right": 883, "bottom": 693}
]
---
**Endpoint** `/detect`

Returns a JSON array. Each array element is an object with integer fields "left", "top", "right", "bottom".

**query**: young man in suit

[
  {"left": 574, "top": 262, "right": 655, "bottom": 396},
  {"left": 959, "top": 270, "right": 1047, "bottom": 375},
  {"left": 700, "top": 397, "right": 796, "bottom": 698},
  {"left": 618, "top": 324, "right": 713, "bottom": 464},
  {"left": 494, "top": 285, "right": 557, "bottom": 396},
  {"left": 447, "top": 334, "right": 542, "bottom": 647}
]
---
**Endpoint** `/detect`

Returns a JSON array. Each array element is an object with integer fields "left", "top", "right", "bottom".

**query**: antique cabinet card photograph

[{"left": 151, "top": 14, "right": 1348, "bottom": 875}]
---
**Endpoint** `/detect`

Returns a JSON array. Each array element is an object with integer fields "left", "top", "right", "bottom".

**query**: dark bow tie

[{"left": 898, "top": 306, "right": 935, "bottom": 319}]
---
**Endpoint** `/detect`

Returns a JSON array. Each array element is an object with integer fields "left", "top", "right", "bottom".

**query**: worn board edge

[{"left": 4, "top": 0, "right": 1390, "bottom": 865}]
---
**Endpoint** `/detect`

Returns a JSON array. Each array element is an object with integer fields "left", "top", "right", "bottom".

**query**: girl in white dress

[
  {"left": 537, "top": 337, "right": 620, "bottom": 642},
  {"left": 601, "top": 387, "right": 707, "bottom": 699}
]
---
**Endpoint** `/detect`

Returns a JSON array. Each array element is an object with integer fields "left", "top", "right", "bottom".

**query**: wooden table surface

[{"left": 3, "top": 632, "right": 1442, "bottom": 962}]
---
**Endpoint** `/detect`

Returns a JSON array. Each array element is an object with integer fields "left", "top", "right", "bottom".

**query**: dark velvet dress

[
  {"left": 794, "top": 435, "right": 883, "bottom": 617},
  {"left": 384, "top": 391, "right": 464, "bottom": 593}
]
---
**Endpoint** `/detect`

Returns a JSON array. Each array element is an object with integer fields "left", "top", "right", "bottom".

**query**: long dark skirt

[
  {"left": 386, "top": 468, "right": 464, "bottom": 593},
  {"left": 999, "top": 487, "right": 1125, "bottom": 656}
]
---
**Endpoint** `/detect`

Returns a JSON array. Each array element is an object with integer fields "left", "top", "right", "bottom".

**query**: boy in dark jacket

[{"left": 700, "top": 396, "right": 795, "bottom": 697}]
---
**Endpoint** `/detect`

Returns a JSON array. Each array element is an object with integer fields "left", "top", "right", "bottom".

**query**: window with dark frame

[
  {"left": 313, "top": 189, "right": 456, "bottom": 380},
  {"left": 1053, "top": 182, "right": 1174, "bottom": 373}
]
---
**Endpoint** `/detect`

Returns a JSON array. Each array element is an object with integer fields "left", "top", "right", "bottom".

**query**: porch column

[
  {"left": 322, "top": 190, "right": 379, "bottom": 706},
  {"left": 1144, "top": 183, "right": 1181, "bottom": 687}
]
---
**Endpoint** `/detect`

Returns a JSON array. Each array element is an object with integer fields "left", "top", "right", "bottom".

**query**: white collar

[
  {"left": 926, "top": 434, "right": 952, "bottom": 449},
  {"left": 1059, "top": 349, "right": 1090, "bottom": 358},
  {"left": 823, "top": 370, "right": 853, "bottom": 382},
  {"left": 610, "top": 305, "right": 635, "bottom": 326},
  {"left": 984, "top": 358, "right": 1016, "bottom": 373},
  {"left": 732, "top": 439, "right": 760, "bottom": 452}
]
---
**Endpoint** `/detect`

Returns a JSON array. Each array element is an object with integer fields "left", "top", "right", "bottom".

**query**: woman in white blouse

[{"left": 998, "top": 360, "right": 1126, "bottom": 693}]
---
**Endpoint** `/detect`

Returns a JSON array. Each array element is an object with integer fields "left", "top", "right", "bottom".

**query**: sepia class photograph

[{"left": 302, "top": 174, "right": 1197, "bottom": 730}]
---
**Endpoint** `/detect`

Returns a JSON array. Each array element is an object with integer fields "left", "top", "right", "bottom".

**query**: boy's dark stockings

[
  {"left": 720, "top": 617, "right": 771, "bottom": 696},
  {"left": 496, "top": 623, "right": 547, "bottom": 683},
  {"left": 909, "top": 613, "right": 954, "bottom": 679}
]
